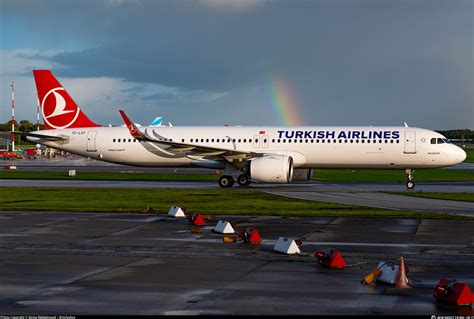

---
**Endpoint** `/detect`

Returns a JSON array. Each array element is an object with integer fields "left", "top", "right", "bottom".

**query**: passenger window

[
  {"left": 113, "top": 139, "right": 116, "bottom": 142},
  {"left": 182, "top": 139, "right": 185, "bottom": 142},
  {"left": 211, "top": 139, "right": 214, "bottom": 142},
  {"left": 278, "top": 139, "right": 281, "bottom": 143},
  {"left": 244, "top": 139, "right": 247, "bottom": 143},
  {"left": 238, "top": 139, "right": 241, "bottom": 143},
  {"left": 283, "top": 139, "right": 286, "bottom": 143},
  {"left": 206, "top": 139, "right": 209, "bottom": 142},
  {"left": 118, "top": 139, "right": 121, "bottom": 142}
]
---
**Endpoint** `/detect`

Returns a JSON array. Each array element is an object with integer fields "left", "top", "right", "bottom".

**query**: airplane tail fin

[{"left": 33, "top": 70, "right": 101, "bottom": 130}]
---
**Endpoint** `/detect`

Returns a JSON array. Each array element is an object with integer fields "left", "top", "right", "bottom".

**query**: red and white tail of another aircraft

[{"left": 26, "top": 70, "right": 466, "bottom": 189}]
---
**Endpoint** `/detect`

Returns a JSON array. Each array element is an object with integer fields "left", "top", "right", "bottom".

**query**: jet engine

[{"left": 250, "top": 155, "right": 293, "bottom": 183}]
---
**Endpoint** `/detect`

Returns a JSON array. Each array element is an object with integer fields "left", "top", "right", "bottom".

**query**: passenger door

[
  {"left": 403, "top": 131, "right": 416, "bottom": 154},
  {"left": 261, "top": 135, "right": 269, "bottom": 149},
  {"left": 86, "top": 131, "right": 98, "bottom": 152},
  {"left": 253, "top": 135, "right": 260, "bottom": 149}
]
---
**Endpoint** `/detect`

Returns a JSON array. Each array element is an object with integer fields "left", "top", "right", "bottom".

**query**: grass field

[
  {"left": 390, "top": 192, "right": 474, "bottom": 203},
  {"left": 0, "top": 187, "right": 465, "bottom": 219},
  {"left": 0, "top": 168, "right": 473, "bottom": 183},
  {"left": 464, "top": 148, "right": 474, "bottom": 163}
]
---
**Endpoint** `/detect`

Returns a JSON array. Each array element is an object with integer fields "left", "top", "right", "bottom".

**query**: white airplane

[{"left": 25, "top": 70, "right": 466, "bottom": 189}]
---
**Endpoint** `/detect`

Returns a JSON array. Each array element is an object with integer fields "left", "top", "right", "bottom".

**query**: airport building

[{"left": 0, "top": 132, "right": 12, "bottom": 151}]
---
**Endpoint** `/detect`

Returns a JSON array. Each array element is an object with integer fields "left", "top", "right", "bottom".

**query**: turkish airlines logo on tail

[{"left": 42, "top": 88, "right": 80, "bottom": 129}]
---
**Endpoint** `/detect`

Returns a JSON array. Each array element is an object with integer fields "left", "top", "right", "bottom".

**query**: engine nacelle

[
  {"left": 292, "top": 168, "right": 314, "bottom": 181},
  {"left": 250, "top": 155, "right": 293, "bottom": 183}
]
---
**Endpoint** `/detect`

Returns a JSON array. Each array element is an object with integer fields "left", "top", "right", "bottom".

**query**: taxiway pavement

[{"left": 0, "top": 211, "right": 472, "bottom": 315}]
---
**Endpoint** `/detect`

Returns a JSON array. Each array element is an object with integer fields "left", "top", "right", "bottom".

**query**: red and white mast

[{"left": 11, "top": 81, "right": 15, "bottom": 151}]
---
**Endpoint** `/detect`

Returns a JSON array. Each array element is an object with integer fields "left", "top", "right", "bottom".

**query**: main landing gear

[
  {"left": 405, "top": 169, "right": 415, "bottom": 190},
  {"left": 218, "top": 175, "right": 234, "bottom": 188},
  {"left": 218, "top": 174, "right": 251, "bottom": 188}
]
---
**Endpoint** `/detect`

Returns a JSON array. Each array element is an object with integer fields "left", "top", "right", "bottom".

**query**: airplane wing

[
  {"left": 15, "top": 131, "right": 68, "bottom": 141},
  {"left": 119, "top": 110, "right": 260, "bottom": 161}
]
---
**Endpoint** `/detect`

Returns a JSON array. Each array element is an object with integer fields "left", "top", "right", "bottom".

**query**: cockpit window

[{"left": 432, "top": 138, "right": 451, "bottom": 144}]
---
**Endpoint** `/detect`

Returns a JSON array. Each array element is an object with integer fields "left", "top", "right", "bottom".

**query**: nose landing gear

[{"left": 405, "top": 169, "right": 415, "bottom": 190}]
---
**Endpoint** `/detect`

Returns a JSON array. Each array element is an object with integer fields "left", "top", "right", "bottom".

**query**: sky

[{"left": 0, "top": 0, "right": 472, "bottom": 129}]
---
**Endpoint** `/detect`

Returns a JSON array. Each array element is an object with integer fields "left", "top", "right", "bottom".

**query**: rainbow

[{"left": 265, "top": 75, "right": 304, "bottom": 126}]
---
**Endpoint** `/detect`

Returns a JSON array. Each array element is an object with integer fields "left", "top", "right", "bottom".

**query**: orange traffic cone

[{"left": 396, "top": 257, "right": 410, "bottom": 288}]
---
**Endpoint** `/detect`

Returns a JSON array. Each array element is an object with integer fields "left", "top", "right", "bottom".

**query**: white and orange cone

[{"left": 395, "top": 257, "right": 410, "bottom": 288}]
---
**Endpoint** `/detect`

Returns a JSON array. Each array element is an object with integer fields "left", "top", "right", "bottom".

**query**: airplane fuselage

[{"left": 28, "top": 126, "right": 466, "bottom": 170}]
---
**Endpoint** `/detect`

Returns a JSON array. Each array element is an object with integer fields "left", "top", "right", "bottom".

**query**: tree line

[
  {"left": 0, "top": 120, "right": 44, "bottom": 133},
  {"left": 436, "top": 129, "right": 474, "bottom": 141}
]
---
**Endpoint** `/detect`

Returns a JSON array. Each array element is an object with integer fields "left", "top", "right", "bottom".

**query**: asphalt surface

[
  {"left": 268, "top": 190, "right": 474, "bottom": 216},
  {"left": 0, "top": 211, "right": 473, "bottom": 315}
]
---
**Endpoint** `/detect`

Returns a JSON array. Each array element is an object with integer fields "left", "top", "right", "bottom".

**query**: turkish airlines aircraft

[{"left": 25, "top": 70, "right": 466, "bottom": 189}]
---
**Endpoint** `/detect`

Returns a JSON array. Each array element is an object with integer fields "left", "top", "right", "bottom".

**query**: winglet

[{"left": 119, "top": 109, "right": 143, "bottom": 138}]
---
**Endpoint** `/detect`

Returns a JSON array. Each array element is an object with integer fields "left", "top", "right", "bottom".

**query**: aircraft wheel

[
  {"left": 237, "top": 174, "right": 251, "bottom": 186},
  {"left": 406, "top": 181, "right": 415, "bottom": 190},
  {"left": 219, "top": 175, "right": 234, "bottom": 188}
]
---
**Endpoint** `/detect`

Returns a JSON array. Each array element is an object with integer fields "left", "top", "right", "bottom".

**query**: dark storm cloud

[{"left": 2, "top": 0, "right": 473, "bottom": 128}]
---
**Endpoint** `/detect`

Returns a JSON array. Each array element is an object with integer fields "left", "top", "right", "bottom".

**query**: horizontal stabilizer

[{"left": 16, "top": 131, "right": 68, "bottom": 141}]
